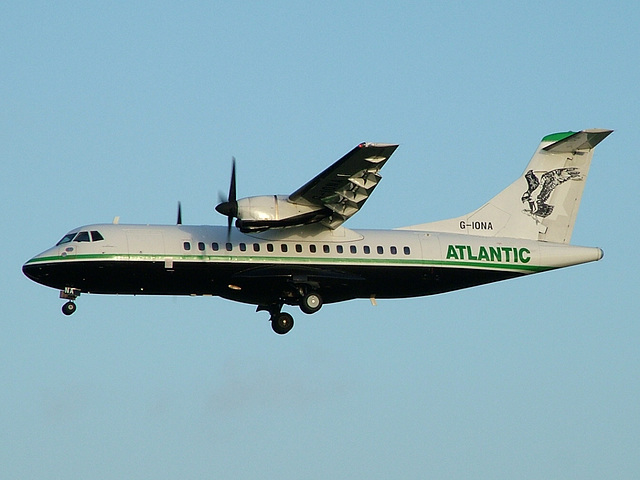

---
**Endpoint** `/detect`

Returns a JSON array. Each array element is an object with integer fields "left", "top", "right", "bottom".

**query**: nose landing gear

[
  {"left": 60, "top": 287, "right": 80, "bottom": 316},
  {"left": 62, "top": 301, "right": 76, "bottom": 316}
]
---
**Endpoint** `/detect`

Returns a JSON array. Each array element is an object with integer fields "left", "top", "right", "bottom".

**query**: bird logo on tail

[{"left": 521, "top": 168, "right": 582, "bottom": 218}]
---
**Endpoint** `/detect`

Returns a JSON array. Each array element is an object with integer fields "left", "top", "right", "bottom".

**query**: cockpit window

[
  {"left": 55, "top": 230, "right": 103, "bottom": 245},
  {"left": 74, "top": 231, "right": 90, "bottom": 242},
  {"left": 56, "top": 233, "right": 77, "bottom": 245}
]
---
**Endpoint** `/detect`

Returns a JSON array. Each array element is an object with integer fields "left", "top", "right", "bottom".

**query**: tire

[
  {"left": 272, "top": 312, "right": 294, "bottom": 334},
  {"left": 300, "top": 292, "right": 322, "bottom": 315},
  {"left": 62, "top": 301, "right": 76, "bottom": 316}
]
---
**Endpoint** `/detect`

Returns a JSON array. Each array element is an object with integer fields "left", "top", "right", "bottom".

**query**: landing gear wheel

[
  {"left": 271, "top": 312, "right": 294, "bottom": 335},
  {"left": 300, "top": 292, "right": 322, "bottom": 315},
  {"left": 62, "top": 301, "right": 76, "bottom": 316}
]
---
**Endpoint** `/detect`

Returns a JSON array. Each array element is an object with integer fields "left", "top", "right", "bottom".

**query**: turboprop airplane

[{"left": 23, "top": 129, "right": 612, "bottom": 334}]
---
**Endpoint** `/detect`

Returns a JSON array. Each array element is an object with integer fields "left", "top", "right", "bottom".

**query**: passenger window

[
  {"left": 239, "top": 243, "right": 247, "bottom": 252},
  {"left": 281, "top": 244, "right": 288, "bottom": 253},
  {"left": 183, "top": 242, "right": 191, "bottom": 251},
  {"left": 323, "top": 245, "right": 330, "bottom": 254},
  {"left": 377, "top": 246, "right": 384, "bottom": 254},
  {"left": 404, "top": 246, "right": 411, "bottom": 255},
  {"left": 295, "top": 244, "right": 302, "bottom": 253},
  {"left": 309, "top": 244, "right": 317, "bottom": 253},
  {"left": 90, "top": 231, "right": 104, "bottom": 242},
  {"left": 75, "top": 231, "right": 90, "bottom": 242},
  {"left": 390, "top": 246, "right": 397, "bottom": 255},
  {"left": 198, "top": 242, "right": 205, "bottom": 251},
  {"left": 226, "top": 243, "right": 233, "bottom": 251},
  {"left": 212, "top": 242, "right": 219, "bottom": 251},
  {"left": 337, "top": 245, "right": 344, "bottom": 254},
  {"left": 253, "top": 243, "right": 260, "bottom": 252},
  {"left": 267, "top": 243, "right": 274, "bottom": 252},
  {"left": 363, "top": 245, "right": 370, "bottom": 254},
  {"left": 350, "top": 245, "right": 357, "bottom": 254},
  {"left": 57, "top": 233, "right": 77, "bottom": 245}
]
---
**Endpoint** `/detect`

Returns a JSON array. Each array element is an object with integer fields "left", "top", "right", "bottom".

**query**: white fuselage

[{"left": 23, "top": 223, "right": 603, "bottom": 306}]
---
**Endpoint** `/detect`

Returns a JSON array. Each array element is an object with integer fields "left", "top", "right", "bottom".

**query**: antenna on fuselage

[
  {"left": 112, "top": 216, "right": 120, "bottom": 224},
  {"left": 177, "top": 201, "right": 182, "bottom": 225}
]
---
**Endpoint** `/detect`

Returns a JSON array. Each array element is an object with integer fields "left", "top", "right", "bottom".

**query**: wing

[{"left": 289, "top": 143, "right": 399, "bottom": 229}]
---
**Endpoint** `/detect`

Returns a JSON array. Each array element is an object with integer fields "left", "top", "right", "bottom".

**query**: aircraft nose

[
  {"left": 22, "top": 250, "right": 54, "bottom": 285},
  {"left": 22, "top": 259, "right": 44, "bottom": 282},
  {"left": 22, "top": 260, "right": 38, "bottom": 282}
]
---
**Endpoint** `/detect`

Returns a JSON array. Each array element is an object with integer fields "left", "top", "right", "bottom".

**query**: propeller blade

[
  {"left": 229, "top": 157, "right": 236, "bottom": 203},
  {"left": 177, "top": 201, "right": 182, "bottom": 225},
  {"left": 215, "top": 157, "right": 239, "bottom": 241}
]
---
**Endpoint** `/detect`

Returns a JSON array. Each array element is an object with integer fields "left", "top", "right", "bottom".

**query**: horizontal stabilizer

[{"left": 542, "top": 129, "right": 613, "bottom": 153}]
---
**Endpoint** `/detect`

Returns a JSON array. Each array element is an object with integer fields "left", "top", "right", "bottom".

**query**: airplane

[{"left": 23, "top": 129, "right": 612, "bottom": 334}]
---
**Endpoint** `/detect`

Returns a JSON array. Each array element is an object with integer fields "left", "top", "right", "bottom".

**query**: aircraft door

[
  {"left": 126, "top": 230, "right": 166, "bottom": 256},
  {"left": 418, "top": 233, "right": 441, "bottom": 262}
]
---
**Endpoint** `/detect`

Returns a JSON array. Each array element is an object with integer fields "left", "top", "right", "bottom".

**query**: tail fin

[{"left": 400, "top": 129, "right": 612, "bottom": 243}]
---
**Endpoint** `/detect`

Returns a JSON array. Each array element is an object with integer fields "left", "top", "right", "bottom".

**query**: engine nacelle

[{"left": 235, "top": 195, "right": 326, "bottom": 232}]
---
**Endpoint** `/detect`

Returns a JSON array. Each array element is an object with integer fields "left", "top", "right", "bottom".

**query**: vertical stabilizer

[{"left": 399, "top": 129, "right": 612, "bottom": 243}]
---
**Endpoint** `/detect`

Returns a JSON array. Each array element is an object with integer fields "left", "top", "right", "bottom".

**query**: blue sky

[{"left": 2, "top": 1, "right": 639, "bottom": 478}]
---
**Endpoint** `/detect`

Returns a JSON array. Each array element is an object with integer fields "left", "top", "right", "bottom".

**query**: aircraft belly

[
  {"left": 23, "top": 258, "right": 526, "bottom": 303},
  {"left": 336, "top": 265, "right": 523, "bottom": 299},
  {"left": 221, "top": 264, "right": 524, "bottom": 303},
  {"left": 23, "top": 260, "right": 231, "bottom": 296}
]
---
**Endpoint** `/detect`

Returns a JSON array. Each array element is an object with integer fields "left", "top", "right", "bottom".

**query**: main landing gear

[
  {"left": 300, "top": 292, "right": 322, "bottom": 315},
  {"left": 271, "top": 311, "right": 294, "bottom": 335},
  {"left": 259, "top": 304, "right": 295, "bottom": 335},
  {"left": 261, "top": 290, "right": 324, "bottom": 335},
  {"left": 60, "top": 287, "right": 80, "bottom": 316}
]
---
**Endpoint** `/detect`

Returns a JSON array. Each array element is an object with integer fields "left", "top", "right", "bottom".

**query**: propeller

[
  {"left": 215, "top": 157, "right": 238, "bottom": 238},
  {"left": 177, "top": 201, "right": 182, "bottom": 225}
]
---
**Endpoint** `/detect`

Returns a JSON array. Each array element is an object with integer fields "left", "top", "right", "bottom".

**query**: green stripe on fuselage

[{"left": 25, "top": 252, "right": 552, "bottom": 273}]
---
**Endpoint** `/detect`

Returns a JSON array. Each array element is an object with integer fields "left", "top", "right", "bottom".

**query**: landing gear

[
  {"left": 258, "top": 304, "right": 295, "bottom": 335},
  {"left": 259, "top": 289, "right": 323, "bottom": 334},
  {"left": 59, "top": 287, "right": 80, "bottom": 316},
  {"left": 62, "top": 301, "right": 76, "bottom": 316},
  {"left": 271, "top": 312, "right": 294, "bottom": 335},
  {"left": 300, "top": 292, "right": 322, "bottom": 315}
]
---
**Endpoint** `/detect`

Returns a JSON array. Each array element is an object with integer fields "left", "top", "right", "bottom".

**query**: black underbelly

[{"left": 23, "top": 260, "right": 524, "bottom": 305}]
